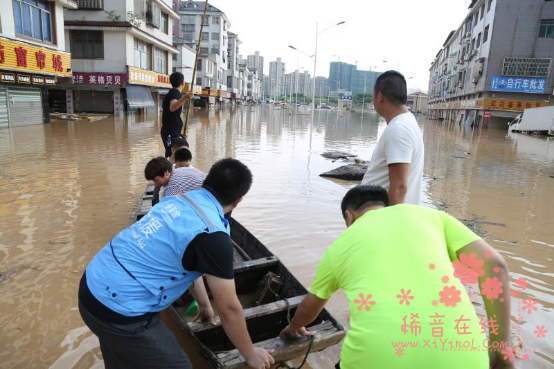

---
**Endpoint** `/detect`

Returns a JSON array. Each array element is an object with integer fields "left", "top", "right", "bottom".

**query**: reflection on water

[{"left": 0, "top": 107, "right": 552, "bottom": 368}]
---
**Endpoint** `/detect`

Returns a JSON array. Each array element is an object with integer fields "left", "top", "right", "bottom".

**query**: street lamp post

[{"left": 311, "top": 21, "right": 345, "bottom": 110}]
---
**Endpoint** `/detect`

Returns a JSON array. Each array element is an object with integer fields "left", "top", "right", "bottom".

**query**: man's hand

[
  {"left": 245, "top": 347, "right": 275, "bottom": 369},
  {"left": 193, "top": 303, "right": 216, "bottom": 326},
  {"left": 279, "top": 324, "right": 314, "bottom": 337},
  {"left": 184, "top": 91, "right": 194, "bottom": 100}
]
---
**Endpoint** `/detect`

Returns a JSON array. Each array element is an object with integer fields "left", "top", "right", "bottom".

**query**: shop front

[
  {"left": 127, "top": 66, "right": 171, "bottom": 113},
  {"left": 0, "top": 36, "right": 71, "bottom": 127}
]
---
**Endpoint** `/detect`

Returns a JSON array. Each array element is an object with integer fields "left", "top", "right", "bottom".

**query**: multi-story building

[
  {"left": 298, "top": 70, "right": 312, "bottom": 97},
  {"left": 176, "top": 0, "right": 230, "bottom": 91},
  {"left": 227, "top": 32, "right": 241, "bottom": 100},
  {"left": 62, "top": 0, "right": 178, "bottom": 114},
  {"left": 0, "top": 0, "right": 76, "bottom": 127},
  {"left": 314, "top": 76, "right": 330, "bottom": 98},
  {"left": 428, "top": 0, "right": 554, "bottom": 127},
  {"left": 329, "top": 61, "right": 380, "bottom": 95},
  {"left": 247, "top": 51, "right": 264, "bottom": 79},
  {"left": 268, "top": 57, "right": 286, "bottom": 98},
  {"left": 407, "top": 92, "right": 428, "bottom": 114},
  {"left": 172, "top": 37, "right": 196, "bottom": 83}
]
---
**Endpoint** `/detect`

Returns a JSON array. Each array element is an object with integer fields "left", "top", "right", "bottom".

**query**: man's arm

[
  {"left": 170, "top": 91, "right": 194, "bottom": 112},
  {"left": 388, "top": 163, "right": 410, "bottom": 205},
  {"left": 205, "top": 274, "right": 274, "bottom": 369},
  {"left": 188, "top": 276, "right": 216, "bottom": 325},
  {"left": 457, "top": 240, "right": 513, "bottom": 368},
  {"left": 279, "top": 294, "right": 328, "bottom": 336}
]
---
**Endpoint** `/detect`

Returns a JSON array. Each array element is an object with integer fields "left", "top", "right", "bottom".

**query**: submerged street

[{"left": 0, "top": 106, "right": 553, "bottom": 368}]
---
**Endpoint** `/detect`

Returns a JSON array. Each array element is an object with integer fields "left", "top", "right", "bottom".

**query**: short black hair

[
  {"left": 341, "top": 185, "right": 389, "bottom": 218},
  {"left": 170, "top": 72, "right": 184, "bottom": 88},
  {"left": 203, "top": 158, "right": 253, "bottom": 206},
  {"left": 175, "top": 148, "right": 192, "bottom": 162},
  {"left": 145, "top": 157, "right": 173, "bottom": 181},
  {"left": 171, "top": 137, "right": 189, "bottom": 149},
  {"left": 374, "top": 71, "right": 407, "bottom": 106}
]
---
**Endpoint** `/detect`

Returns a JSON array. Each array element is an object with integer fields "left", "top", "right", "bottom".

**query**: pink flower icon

[
  {"left": 522, "top": 296, "right": 538, "bottom": 314},
  {"left": 429, "top": 263, "right": 435, "bottom": 270},
  {"left": 354, "top": 293, "right": 376, "bottom": 311},
  {"left": 441, "top": 276, "right": 449, "bottom": 284},
  {"left": 453, "top": 253, "right": 484, "bottom": 283},
  {"left": 395, "top": 347, "right": 404, "bottom": 358},
  {"left": 484, "top": 250, "right": 492, "bottom": 258},
  {"left": 452, "top": 262, "right": 478, "bottom": 285},
  {"left": 502, "top": 347, "right": 515, "bottom": 362},
  {"left": 516, "top": 278, "right": 528, "bottom": 290},
  {"left": 439, "top": 286, "right": 462, "bottom": 307},
  {"left": 534, "top": 325, "right": 547, "bottom": 338},
  {"left": 481, "top": 277, "right": 504, "bottom": 300},
  {"left": 397, "top": 289, "right": 414, "bottom": 306},
  {"left": 432, "top": 300, "right": 438, "bottom": 307}
]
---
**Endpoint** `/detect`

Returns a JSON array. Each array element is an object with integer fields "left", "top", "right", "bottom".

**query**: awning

[
  {"left": 156, "top": 88, "right": 169, "bottom": 95},
  {"left": 126, "top": 85, "right": 155, "bottom": 108}
]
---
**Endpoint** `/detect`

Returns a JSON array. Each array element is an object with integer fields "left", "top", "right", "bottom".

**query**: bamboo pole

[{"left": 183, "top": 0, "right": 209, "bottom": 136}]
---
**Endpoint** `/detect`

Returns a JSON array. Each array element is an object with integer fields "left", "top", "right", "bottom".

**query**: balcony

[{"left": 77, "top": 0, "right": 103, "bottom": 9}]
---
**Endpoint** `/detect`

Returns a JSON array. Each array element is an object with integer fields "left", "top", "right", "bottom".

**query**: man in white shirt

[{"left": 362, "top": 71, "right": 424, "bottom": 205}]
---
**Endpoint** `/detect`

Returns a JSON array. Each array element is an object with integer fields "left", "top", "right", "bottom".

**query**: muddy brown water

[{"left": 0, "top": 107, "right": 552, "bottom": 368}]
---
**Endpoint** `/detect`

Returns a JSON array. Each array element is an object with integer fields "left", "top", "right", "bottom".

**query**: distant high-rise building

[
  {"left": 329, "top": 61, "right": 381, "bottom": 95},
  {"left": 314, "top": 77, "right": 330, "bottom": 97},
  {"left": 268, "top": 58, "right": 286, "bottom": 98},
  {"left": 247, "top": 51, "right": 264, "bottom": 79}
]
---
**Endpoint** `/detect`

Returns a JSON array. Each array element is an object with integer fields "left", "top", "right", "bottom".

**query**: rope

[{"left": 266, "top": 276, "right": 315, "bottom": 369}]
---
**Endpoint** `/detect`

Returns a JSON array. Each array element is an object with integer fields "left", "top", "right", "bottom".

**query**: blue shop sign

[{"left": 490, "top": 75, "right": 547, "bottom": 94}]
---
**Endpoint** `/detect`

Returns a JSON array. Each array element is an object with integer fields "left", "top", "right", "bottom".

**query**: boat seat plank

[
  {"left": 233, "top": 256, "right": 279, "bottom": 273},
  {"left": 188, "top": 295, "right": 306, "bottom": 333},
  {"left": 218, "top": 321, "right": 345, "bottom": 368}
]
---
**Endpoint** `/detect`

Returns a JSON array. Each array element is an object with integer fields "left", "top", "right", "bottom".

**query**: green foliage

[
  {"left": 105, "top": 10, "right": 121, "bottom": 22},
  {"left": 127, "top": 11, "right": 142, "bottom": 27}
]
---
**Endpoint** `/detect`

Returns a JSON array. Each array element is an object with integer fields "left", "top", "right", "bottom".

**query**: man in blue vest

[{"left": 78, "top": 158, "right": 275, "bottom": 369}]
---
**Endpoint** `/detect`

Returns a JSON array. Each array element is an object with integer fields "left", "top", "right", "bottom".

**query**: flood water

[{"left": 0, "top": 106, "right": 552, "bottom": 368}]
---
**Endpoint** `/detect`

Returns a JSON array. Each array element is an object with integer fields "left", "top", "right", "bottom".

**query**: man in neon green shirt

[{"left": 281, "top": 186, "right": 514, "bottom": 369}]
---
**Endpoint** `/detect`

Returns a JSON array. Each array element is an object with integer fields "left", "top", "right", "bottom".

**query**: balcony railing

[{"left": 78, "top": 0, "right": 103, "bottom": 9}]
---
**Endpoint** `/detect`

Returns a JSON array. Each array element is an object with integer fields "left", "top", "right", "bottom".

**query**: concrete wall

[{"left": 66, "top": 30, "right": 129, "bottom": 73}]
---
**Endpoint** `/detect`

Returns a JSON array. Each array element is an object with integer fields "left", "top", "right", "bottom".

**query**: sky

[{"left": 211, "top": 0, "right": 473, "bottom": 92}]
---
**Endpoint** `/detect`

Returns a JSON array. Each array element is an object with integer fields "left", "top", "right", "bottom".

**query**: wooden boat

[{"left": 135, "top": 185, "right": 345, "bottom": 368}]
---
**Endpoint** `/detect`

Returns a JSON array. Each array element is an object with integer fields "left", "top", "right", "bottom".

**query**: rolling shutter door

[
  {"left": 0, "top": 87, "right": 8, "bottom": 128},
  {"left": 8, "top": 87, "right": 43, "bottom": 127}
]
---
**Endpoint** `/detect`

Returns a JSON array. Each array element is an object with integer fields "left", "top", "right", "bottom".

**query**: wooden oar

[{"left": 183, "top": 0, "right": 209, "bottom": 136}]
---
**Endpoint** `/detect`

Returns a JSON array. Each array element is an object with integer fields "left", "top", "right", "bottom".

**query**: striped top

[{"left": 163, "top": 166, "right": 206, "bottom": 198}]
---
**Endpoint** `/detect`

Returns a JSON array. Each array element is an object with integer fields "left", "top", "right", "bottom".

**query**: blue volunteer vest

[{"left": 85, "top": 188, "right": 230, "bottom": 316}]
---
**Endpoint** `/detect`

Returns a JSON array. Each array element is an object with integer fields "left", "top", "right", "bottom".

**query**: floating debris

[
  {"left": 320, "top": 164, "right": 368, "bottom": 181},
  {"left": 321, "top": 151, "right": 358, "bottom": 160}
]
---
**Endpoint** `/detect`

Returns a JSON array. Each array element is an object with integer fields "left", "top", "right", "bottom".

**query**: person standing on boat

[
  {"left": 162, "top": 72, "right": 194, "bottom": 158},
  {"left": 281, "top": 185, "right": 513, "bottom": 369},
  {"left": 361, "top": 71, "right": 424, "bottom": 205},
  {"left": 78, "top": 159, "right": 274, "bottom": 369}
]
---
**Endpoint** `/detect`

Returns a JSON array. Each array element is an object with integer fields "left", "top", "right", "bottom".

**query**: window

[
  {"left": 134, "top": 38, "right": 151, "bottom": 70},
  {"left": 71, "top": 31, "right": 104, "bottom": 59},
  {"left": 13, "top": 0, "right": 52, "bottom": 42},
  {"left": 213, "top": 17, "right": 220, "bottom": 24},
  {"left": 201, "top": 32, "right": 209, "bottom": 41},
  {"left": 487, "top": 0, "right": 493, "bottom": 11},
  {"left": 154, "top": 48, "right": 167, "bottom": 74},
  {"left": 471, "top": 38, "right": 475, "bottom": 50},
  {"left": 182, "top": 24, "right": 195, "bottom": 31},
  {"left": 502, "top": 57, "right": 552, "bottom": 77},
  {"left": 484, "top": 25, "right": 489, "bottom": 43},
  {"left": 538, "top": 19, "right": 554, "bottom": 38},
  {"left": 200, "top": 47, "right": 209, "bottom": 55},
  {"left": 181, "top": 15, "right": 195, "bottom": 24},
  {"left": 183, "top": 31, "right": 194, "bottom": 42},
  {"left": 476, "top": 32, "right": 482, "bottom": 48},
  {"left": 480, "top": 5, "right": 485, "bottom": 19},
  {"left": 160, "top": 13, "right": 168, "bottom": 33},
  {"left": 211, "top": 45, "right": 219, "bottom": 54},
  {"left": 78, "top": 0, "right": 103, "bottom": 9},
  {"left": 196, "top": 77, "right": 202, "bottom": 85},
  {"left": 203, "top": 15, "right": 209, "bottom": 26},
  {"left": 197, "top": 59, "right": 202, "bottom": 71},
  {"left": 212, "top": 32, "right": 220, "bottom": 40},
  {"left": 474, "top": 10, "right": 479, "bottom": 25}
]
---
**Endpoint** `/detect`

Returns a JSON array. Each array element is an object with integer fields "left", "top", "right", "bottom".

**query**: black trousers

[
  {"left": 161, "top": 133, "right": 180, "bottom": 158},
  {"left": 79, "top": 302, "right": 192, "bottom": 369}
]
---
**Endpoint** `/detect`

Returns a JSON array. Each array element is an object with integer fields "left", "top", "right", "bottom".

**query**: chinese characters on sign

[
  {"left": 72, "top": 72, "right": 127, "bottom": 86},
  {"left": 484, "top": 98, "right": 549, "bottom": 111},
  {"left": 66, "top": 90, "right": 74, "bottom": 114},
  {"left": 491, "top": 75, "right": 547, "bottom": 94},
  {"left": 0, "top": 37, "right": 71, "bottom": 76},
  {"left": 128, "top": 66, "right": 171, "bottom": 88},
  {"left": 113, "top": 90, "right": 123, "bottom": 117}
]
